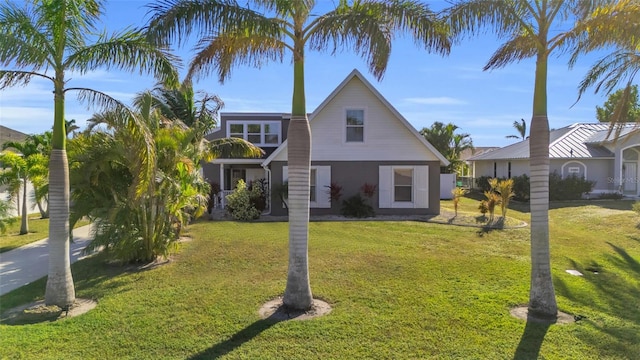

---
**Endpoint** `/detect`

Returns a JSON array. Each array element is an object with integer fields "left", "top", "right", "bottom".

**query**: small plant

[
  {"left": 361, "top": 182, "right": 377, "bottom": 198},
  {"left": 341, "top": 194, "right": 375, "bottom": 218},
  {"left": 225, "top": 180, "right": 261, "bottom": 221},
  {"left": 451, "top": 187, "right": 468, "bottom": 217},
  {"left": 494, "top": 178, "right": 515, "bottom": 217},
  {"left": 483, "top": 190, "right": 501, "bottom": 222},
  {"left": 478, "top": 200, "right": 489, "bottom": 215},
  {"left": 0, "top": 199, "right": 17, "bottom": 234},
  {"left": 326, "top": 182, "right": 343, "bottom": 203}
]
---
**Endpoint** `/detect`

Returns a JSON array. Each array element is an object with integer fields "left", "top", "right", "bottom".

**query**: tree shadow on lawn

[
  {"left": 513, "top": 319, "right": 552, "bottom": 360},
  {"left": 0, "top": 252, "right": 151, "bottom": 316},
  {"left": 554, "top": 243, "right": 640, "bottom": 357},
  {"left": 188, "top": 318, "right": 278, "bottom": 359}
]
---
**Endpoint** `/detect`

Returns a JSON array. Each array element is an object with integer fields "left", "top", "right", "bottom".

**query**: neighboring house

[
  {"left": 468, "top": 123, "right": 640, "bottom": 196},
  {"left": 203, "top": 69, "right": 449, "bottom": 216},
  {"left": 0, "top": 125, "right": 27, "bottom": 150}
]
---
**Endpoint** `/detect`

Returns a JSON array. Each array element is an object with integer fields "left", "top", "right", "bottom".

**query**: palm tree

[
  {"left": 0, "top": 0, "right": 178, "bottom": 307},
  {"left": 570, "top": 0, "right": 640, "bottom": 135},
  {"left": 147, "top": 0, "right": 450, "bottom": 310},
  {"left": 0, "top": 152, "right": 29, "bottom": 234},
  {"left": 1, "top": 135, "right": 49, "bottom": 232},
  {"left": 420, "top": 122, "right": 473, "bottom": 173},
  {"left": 446, "top": 0, "right": 610, "bottom": 321},
  {"left": 506, "top": 119, "right": 527, "bottom": 140}
]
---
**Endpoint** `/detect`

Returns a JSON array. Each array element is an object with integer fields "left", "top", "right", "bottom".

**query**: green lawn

[
  {"left": 1, "top": 199, "right": 638, "bottom": 359},
  {"left": 0, "top": 216, "right": 90, "bottom": 253}
]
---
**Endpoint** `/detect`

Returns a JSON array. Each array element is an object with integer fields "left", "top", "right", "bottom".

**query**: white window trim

[
  {"left": 227, "top": 120, "right": 282, "bottom": 146},
  {"left": 344, "top": 107, "right": 366, "bottom": 144},
  {"left": 392, "top": 166, "right": 414, "bottom": 208}
]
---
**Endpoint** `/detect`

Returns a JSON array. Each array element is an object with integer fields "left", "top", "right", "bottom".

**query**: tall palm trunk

[
  {"left": 528, "top": 51, "right": 557, "bottom": 320},
  {"left": 283, "top": 51, "right": 313, "bottom": 310},
  {"left": 20, "top": 177, "right": 28, "bottom": 234},
  {"left": 45, "top": 80, "right": 75, "bottom": 307}
]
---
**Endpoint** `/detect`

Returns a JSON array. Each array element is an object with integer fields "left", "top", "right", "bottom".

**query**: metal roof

[{"left": 468, "top": 123, "right": 637, "bottom": 161}]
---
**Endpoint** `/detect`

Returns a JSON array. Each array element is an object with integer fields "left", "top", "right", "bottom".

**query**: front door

[{"left": 623, "top": 162, "right": 637, "bottom": 193}]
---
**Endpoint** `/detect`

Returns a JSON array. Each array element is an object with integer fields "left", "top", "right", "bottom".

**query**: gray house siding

[{"left": 269, "top": 160, "right": 440, "bottom": 216}]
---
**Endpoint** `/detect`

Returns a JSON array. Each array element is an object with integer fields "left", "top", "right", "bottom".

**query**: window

[
  {"left": 394, "top": 168, "right": 413, "bottom": 202},
  {"left": 227, "top": 121, "right": 282, "bottom": 146},
  {"left": 568, "top": 167, "right": 580, "bottom": 174},
  {"left": 493, "top": 162, "right": 497, "bottom": 178},
  {"left": 230, "top": 124, "right": 244, "bottom": 139},
  {"left": 310, "top": 168, "right": 317, "bottom": 202},
  {"left": 264, "top": 123, "right": 280, "bottom": 144},
  {"left": 247, "top": 124, "right": 261, "bottom": 144},
  {"left": 508, "top": 162, "right": 512, "bottom": 179},
  {"left": 346, "top": 109, "right": 364, "bottom": 142}
]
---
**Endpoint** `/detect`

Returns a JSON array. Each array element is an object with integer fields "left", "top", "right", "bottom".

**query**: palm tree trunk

[
  {"left": 45, "top": 149, "right": 75, "bottom": 306},
  {"left": 528, "top": 52, "right": 557, "bottom": 320},
  {"left": 283, "top": 55, "right": 313, "bottom": 310},
  {"left": 45, "top": 81, "right": 75, "bottom": 307},
  {"left": 20, "top": 178, "right": 29, "bottom": 234}
]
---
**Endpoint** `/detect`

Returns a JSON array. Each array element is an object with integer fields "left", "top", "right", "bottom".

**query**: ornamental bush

[
  {"left": 226, "top": 180, "right": 261, "bottom": 221},
  {"left": 341, "top": 194, "right": 375, "bottom": 218}
]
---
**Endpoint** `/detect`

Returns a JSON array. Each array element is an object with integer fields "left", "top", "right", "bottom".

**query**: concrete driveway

[{"left": 0, "top": 224, "right": 94, "bottom": 296}]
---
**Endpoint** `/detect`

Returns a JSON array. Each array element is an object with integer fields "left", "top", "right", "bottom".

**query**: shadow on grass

[
  {"left": 0, "top": 252, "right": 143, "bottom": 315},
  {"left": 513, "top": 320, "right": 551, "bottom": 360},
  {"left": 188, "top": 319, "right": 278, "bottom": 359},
  {"left": 555, "top": 243, "right": 640, "bottom": 357},
  {"left": 476, "top": 217, "right": 505, "bottom": 237}
]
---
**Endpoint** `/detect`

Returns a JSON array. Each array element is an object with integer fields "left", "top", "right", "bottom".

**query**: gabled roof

[
  {"left": 262, "top": 69, "right": 449, "bottom": 166},
  {"left": 469, "top": 123, "right": 638, "bottom": 161}
]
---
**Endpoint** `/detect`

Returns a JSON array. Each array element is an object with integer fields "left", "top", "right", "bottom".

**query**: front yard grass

[
  {"left": 0, "top": 200, "right": 638, "bottom": 359},
  {"left": 0, "top": 216, "right": 90, "bottom": 253}
]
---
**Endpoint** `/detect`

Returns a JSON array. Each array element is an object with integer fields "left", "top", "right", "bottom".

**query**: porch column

[{"left": 219, "top": 163, "right": 224, "bottom": 208}]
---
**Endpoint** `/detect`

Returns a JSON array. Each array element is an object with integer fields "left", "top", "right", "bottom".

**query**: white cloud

[{"left": 403, "top": 97, "right": 468, "bottom": 105}]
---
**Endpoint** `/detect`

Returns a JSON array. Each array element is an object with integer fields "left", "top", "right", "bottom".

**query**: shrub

[
  {"left": 248, "top": 178, "right": 268, "bottom": 212},
  {"left": 341, "top": 194, "right": 375, "bottom": 218},
  {"left": 549, "top": 172, "right": 595, "bottom": 201},
  {"left": 361, "top": 183, "right": 377, "bottom": 198},
  {"left": 225, "top": 180, "right": 261, "bottom": 221},
  {"left": 475, "top": 176, "right": 494, "bottom": 192},
  {"left": 633, "top": 201, "right": 640, "bottom": 215},
  {"left": 483, "top": 191, "right": 501, "bottom": 222},
  {"left": 512, "top": 174, "right": 530, "bottom": 201},
  {"left": 326, "top": 182, "right": 343, "bottom": 203},
  {"left": 598, "top": 192, "right": 623, "bottom": 200}
]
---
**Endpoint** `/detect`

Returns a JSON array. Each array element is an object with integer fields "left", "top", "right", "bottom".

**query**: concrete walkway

[{"left": 0, "top": 225, "right": 94, "bottom": 296}]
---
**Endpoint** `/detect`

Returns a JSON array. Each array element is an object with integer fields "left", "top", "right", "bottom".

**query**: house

[
  {"left": 203, "top": 69, "right": 449, "bottom": 216},
  {"left": 467, "top": 123, "right": 640, "bottom": 196},
  {"left": 0, "top": 125, "right": 27, "bottom": 150}
]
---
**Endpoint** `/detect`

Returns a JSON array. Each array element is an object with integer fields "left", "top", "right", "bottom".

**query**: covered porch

[{"left": 208, "top": 159, "right": 270, "bottom": 210}]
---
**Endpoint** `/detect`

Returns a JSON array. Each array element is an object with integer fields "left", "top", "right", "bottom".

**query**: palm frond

[
  {"left": 0, "top": 2, "right": 56, "bottom": 68},
  {"left": 64, "top": 28, "right": 180, "bottom": 88},
  {"left": 484, "top": 32, "right": 537, "bottom": 70},
  {"left": 69, "top": 87, "right": 131, "bottom": 114},
  {"left": 445, "top": 0, "right": 532, "bottom": 41},
  {"left": 577, "top": 49, "right": 640, "bottom": 97},
  {"left": 188, "top": 31, "right": 286, "bottom": 83},
  {"left": 145, "top": 0, "right": 281, "bottom": 47},
  {"left": 206, "top": 137, "right": 264, "bottom": 160},
  {"left": 0, "top": 70, "right": 53, "bottom": 90},
  {"left": 569, "top": 0, "right": 640, "bottom": 63},
  {"left": 309, "top": 0, "right": 449, "bottom": 80}
]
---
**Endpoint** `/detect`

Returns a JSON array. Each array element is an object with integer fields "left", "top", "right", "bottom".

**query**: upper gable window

[
  {"left": 227, "top": 121, "right": 281, "bottom": 146},
  {"left": 346, "top": 109, "right": 364, "bottom": 142}
]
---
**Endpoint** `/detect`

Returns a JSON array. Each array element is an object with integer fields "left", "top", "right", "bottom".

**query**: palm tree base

[
  {"left": 258, "top": 297, "right": 332, "bottom": 321},
  {"left": 510, "top": 305, "right": 576, "bottom": 324}
]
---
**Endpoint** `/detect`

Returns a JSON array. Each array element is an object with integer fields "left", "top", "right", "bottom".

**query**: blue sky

[{"left": 0, "top": 0, "right": 620, "bottom": 147}]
